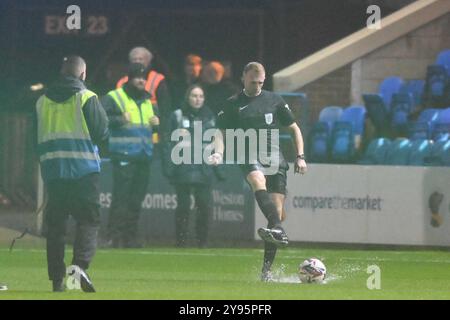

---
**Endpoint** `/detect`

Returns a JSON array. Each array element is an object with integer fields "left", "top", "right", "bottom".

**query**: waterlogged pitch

[{"left": 1, "top": 246, "right": 450, "bottom": 300}]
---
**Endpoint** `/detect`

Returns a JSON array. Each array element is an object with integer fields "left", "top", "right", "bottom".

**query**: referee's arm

[
  {"left": 208, "top": 129, "right": 225, "bottom": 165},
  {"left": 287, "top": 122, "right": 307, "bottom": 174},
  {"left": 287, "top": 123, "right": 304, "bottom": 157}
]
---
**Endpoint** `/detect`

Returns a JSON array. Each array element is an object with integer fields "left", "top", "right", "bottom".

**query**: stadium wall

[
  {"left": 255, "top": 164, "right": 450, "bottom": 247},
  {"left": 293, "top": 65, "right": 352, "bottom": 122}
]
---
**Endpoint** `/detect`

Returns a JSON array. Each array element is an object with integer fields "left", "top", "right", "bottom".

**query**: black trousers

[
  {"left": 108, "top": 161, "right": 150, "bottom": 246},
  {"left": 44, "top": 173, "right": 100, "bottom": 281},
  {"left": 175, "top": 184, "right": 212, "bottom": 247}
]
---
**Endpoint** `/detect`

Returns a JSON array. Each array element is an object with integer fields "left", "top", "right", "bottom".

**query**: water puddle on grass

[
  {"left": 263, "top": 264, "right": 347, "bottom": 284},
  {"left": 267, "top": 264, "right": 342, "bottom": 284}
]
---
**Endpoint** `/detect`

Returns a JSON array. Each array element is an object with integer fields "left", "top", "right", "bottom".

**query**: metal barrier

[{"left": 0, "top": 112, "right": 37, "bottom": 210}]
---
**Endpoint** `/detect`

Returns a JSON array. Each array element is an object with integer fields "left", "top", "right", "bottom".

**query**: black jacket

[
  {"left": 163, "top": 105, "right": 224, "bottom": 185},
  {"left": 201, "top": 80, "right": 239, "bottom": 114},
  {"left": 36, "top": 76, "right": 109, "bottom": 148}
]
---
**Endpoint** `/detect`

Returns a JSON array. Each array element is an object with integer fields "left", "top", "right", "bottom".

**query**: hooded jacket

[{"left": 42, "top": 76, "right": 109, "bottom": 147}]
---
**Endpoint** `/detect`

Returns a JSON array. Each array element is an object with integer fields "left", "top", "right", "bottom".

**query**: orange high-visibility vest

[{"left": 116, "top": 70, "right": 165, "bottom": 106}]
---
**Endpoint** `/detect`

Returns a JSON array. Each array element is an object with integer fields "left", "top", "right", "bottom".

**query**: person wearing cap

[
  {"left": 116, "top": 47, "right": 172, "bottom": 139},
  {"left": 102, "top": 63, "right": 160, "bottom": 248},
  {"left": 36, "top": 55, "right": 109, "bottom": 292}
]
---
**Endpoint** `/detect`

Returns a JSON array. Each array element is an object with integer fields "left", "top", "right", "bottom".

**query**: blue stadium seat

[
  {"left": 384, "top": 138, "right": 412, "bottom": 165},
  {"left": 340, "top": 105, "right": 366, "bottom": 135},
  {"left": 436, "top": 107, "right": 450, "bottom": 124},
  {"left": 423, "top": 65, "right": 449, "bottom": 107},
  {"left": 407, "top": 139, "right": 433, "bottom": 166},
  {"left": 432, "top": 108, "right": 450, "bottom": 141},
  {"left": 379, "top": 76, "right": 404, "bottom": 108},
  {"left": 330, "top": 121, "right": 354, "bottom": 163},
  {"left": 408, "top": 121, "right": 430, "bottom": 140},
  {"left": 436, "top": 49, "right": 450, "bottom": 76},
  {"left": 340, "top": 105, "right": 366, "bottom": 149},
  {"left": 363, "top": 76, "right": 403, "bottom": 135},
  {"left": 400, "top": 80, "right": 425, "bottom": 106},
  {"left": 408, "top": 109, "right": 440, "bottom": 140},
  {"left": 308, "top": 122, "right": 330, "bottom": 163},
  {"left": 418, "top": 108, "right": 441, "bottom": 131},
  {"left": 432, "top": 123, "right": 450, "bottom": 141},
  {"left": 358, "top": 138, "right": 391, "bottom": 165},
  {"left": 318, "top": 106, "right": 343, "bottom": 133},
  {"left": 424, "top": 139, "right": 450, "bottom": 166},
  {"left": 390, "top": 92, "right": 414, "bottom": 133}
]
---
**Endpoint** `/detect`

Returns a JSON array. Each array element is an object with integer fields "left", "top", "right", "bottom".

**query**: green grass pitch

[{"left": 1, "top": 246, "right": 450, "bottom": 299}]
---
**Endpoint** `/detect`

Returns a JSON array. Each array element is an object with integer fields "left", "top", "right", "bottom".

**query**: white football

[{"left": 298, "top": 258, "right": 326, "bottom": 283}]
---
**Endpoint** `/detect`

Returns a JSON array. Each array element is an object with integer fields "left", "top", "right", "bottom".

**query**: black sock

[
  {"left": 262, "top": 242, "right": 278, "bottom": 273},
  {"left": 254, "top": 190, "right": 281, "bottom": 228}
]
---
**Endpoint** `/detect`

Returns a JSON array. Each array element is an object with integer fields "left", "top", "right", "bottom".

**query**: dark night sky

[{"left": 0, "top": 0, "right": 405, "bottom": 108}]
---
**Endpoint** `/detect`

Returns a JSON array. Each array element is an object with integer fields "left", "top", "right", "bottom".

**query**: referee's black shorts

[{"left": 240, "top": 162, "right": 288, "bottom": 195}]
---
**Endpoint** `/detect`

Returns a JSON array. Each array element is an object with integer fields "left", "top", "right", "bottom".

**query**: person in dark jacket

[
  {"left": 36, "top": 55, "right": 109, "bottom": 292},
  {"left": 102, "top": 63, "right": 160, "bottom": 248},
  {"left": 164, "top": 84, "right": 223, "bottom": 248},
  {"left": 199, "top": 61, "right": 239, "bottom": 114},
  {"left": 171, "top": 54, "right": 203, "bottom": 107}
]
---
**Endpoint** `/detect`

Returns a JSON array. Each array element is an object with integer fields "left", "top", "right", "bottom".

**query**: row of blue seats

[
  {"left": 363, "top": 49, "right": 450, "bottom": 134},
  {"left": 308, "top": 105, "right": 450, "bottom": 165},
  {"left": 409, "top": 107, "right": 450, "bottom": 141},
  {"left": 308, "top": 105, "right": 366, "bottom": 163},
  {"left": 359, "top": 137, "right": 450, "bottom": 167}
]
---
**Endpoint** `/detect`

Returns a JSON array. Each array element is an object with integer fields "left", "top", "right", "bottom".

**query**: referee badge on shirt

[
  {"left": 182, "top": 118, "right": 190, "bottom": 128},
  {"left": 264, "top": 113, "right": 273, "bottom": 125}
]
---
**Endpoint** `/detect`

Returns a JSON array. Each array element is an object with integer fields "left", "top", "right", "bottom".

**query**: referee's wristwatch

[{"left": 296, "top": 154, "right": 305, "bottom": 160}]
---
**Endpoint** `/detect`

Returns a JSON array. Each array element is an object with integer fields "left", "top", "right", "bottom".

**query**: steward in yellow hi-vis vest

[
  {"left": 104, "top": 65, "right": 159, "bottom": 161},
  {"left": 116, "top": 47, "right": 173, "bottom": 145},
  {"left": 101, "top": 63, "right": 159, "bottom": 248},
  {"left": 106, "top": 86, "right": 155, "bottom": 159},
  {"left": 35, "top": 56, "right": 109, "bottom": 292},
  {"left": 37, "top": 88, "right": 101, "bottom": 180}
]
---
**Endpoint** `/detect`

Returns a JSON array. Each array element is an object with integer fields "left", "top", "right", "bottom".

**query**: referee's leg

[
  {"left": 261, "top": 174, "right": 287, "bottom": 278},
  {"left": 246, "top": 169, "right": 282, "bottom": 229}
]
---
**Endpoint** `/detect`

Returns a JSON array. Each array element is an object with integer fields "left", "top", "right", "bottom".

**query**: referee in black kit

[{"left": 209, "top": 62, "right": 307, "bottom": 281}]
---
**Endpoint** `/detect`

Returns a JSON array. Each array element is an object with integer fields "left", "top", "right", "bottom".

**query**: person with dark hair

[
  {"left": 163, "top": 84, "right": 223, "bottom": 247},
  {"left": 199, "top": 61, "right": 239, "bottom": 114},
  {"left": 171, "top": 54, "right": 203, "bottom": 107},
  {"left": 36, "top": 55, "right": 109, "bottom": 292},
  {"left": 209, "top": 62, "right": 307, "bottom": 282},
  {"left": 102, "top": 63, "right": 159, "bottom": 248},
  {"left": 184, "top": 54, "right": 203, "bottom": 84}
]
